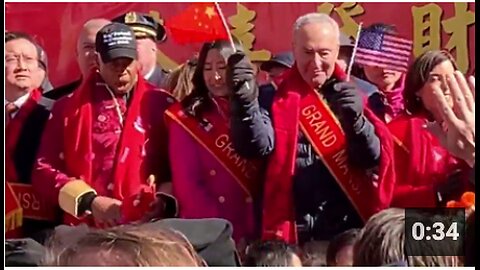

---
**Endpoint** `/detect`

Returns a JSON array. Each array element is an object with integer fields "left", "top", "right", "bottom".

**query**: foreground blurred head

[{"left": 44, "top": 225, "right": 205, "bottom": 266}]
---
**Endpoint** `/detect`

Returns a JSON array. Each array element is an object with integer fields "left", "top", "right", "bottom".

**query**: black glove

[
  {"left": 435, "top": 169, "right": 466, "bottom": 205},
  {"left": 326, "top": 82, "right": 364, "bottom": 132},
  {"left": 226, "top": 52, "right": 258, "bottom": 103}
]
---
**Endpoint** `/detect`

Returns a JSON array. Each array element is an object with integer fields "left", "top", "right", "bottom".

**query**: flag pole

[
  {"left": 214, "top": 1, "right": 250, "bottom": 90},
  {"left": 346, "top": 22, "right": 363, "bottom": 81},
  {"left": 214, "top": 2, "right": 237, "bottom": 52}
]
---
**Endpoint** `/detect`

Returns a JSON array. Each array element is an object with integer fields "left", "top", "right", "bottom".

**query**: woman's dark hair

[
  {"left": 181, "top": 38, "right": 242, "bottom": 121},
  {"left": 404, "top": 50, "right": 458, "bottom": 115}
]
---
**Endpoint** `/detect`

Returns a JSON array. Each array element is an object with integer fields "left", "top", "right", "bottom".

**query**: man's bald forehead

[
  {"left": 77, "top": 18, "right": 111, "bottom": 48},
  {"left": 81, "top": 18, "right": 111, "bottom": 35}
]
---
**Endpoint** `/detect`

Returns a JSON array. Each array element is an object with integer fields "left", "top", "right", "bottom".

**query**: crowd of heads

[{"left": 37, "top": 207, "right": 471, "bottom": 267}]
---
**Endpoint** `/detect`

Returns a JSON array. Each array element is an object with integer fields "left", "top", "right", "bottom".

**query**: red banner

[{"left": 5, "top": 2, "right": 475, "bottom": 87}]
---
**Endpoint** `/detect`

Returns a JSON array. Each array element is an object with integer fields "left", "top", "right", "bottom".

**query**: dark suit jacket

[
  {"left": 11, "top": 94, "right": 63, "bottom": 242},
  {"left": 44, "top": 79, "right": 81, "bottom": 100},
  {"left": 146, "top": 65, "right": 169, "bottom": 88}
]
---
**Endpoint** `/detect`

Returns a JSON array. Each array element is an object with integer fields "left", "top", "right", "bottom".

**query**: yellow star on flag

[{"left": 205, "top": 6, "right": 216, "bottom": 19}]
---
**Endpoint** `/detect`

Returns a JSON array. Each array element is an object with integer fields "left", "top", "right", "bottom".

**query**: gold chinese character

[
  {"left": 228, "top": 3, "right": 271, "bottom": 62},
  {"left": 412, "top": 4, "right": 443, "bottom": 58},
  {"left": 441, "top": 3, "right": 475, "bottom": 73},
  {"left": 317, "top": 2, "right": 365, "bottom": 40},
  {"left": 412, "top": 3, "right": 475, "bottom": 73}
]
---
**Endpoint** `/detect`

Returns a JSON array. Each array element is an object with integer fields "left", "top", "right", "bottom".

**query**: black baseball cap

[
  {"left": 260, "top": 52, "right": 294, "bottom": 72},
  {"left": 95, "top": 22, "right": 137, "bottom": 63}
]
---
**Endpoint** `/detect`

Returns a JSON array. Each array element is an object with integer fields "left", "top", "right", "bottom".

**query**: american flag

[{"left": 354, "top": 29, "right": 413, "bottom": 73}]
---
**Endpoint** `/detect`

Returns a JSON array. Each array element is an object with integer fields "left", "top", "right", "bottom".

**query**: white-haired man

[{"left": 226, "top": 13, "right": 396, "bottom": 244}]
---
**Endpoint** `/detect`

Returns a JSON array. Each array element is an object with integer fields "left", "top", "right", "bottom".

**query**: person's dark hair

[
  {"left": 326, "top": 228, "right": 361, "bottom": 265},
  {"left": 243, "top": 240, "right": 300, "bottom": 266},
  {"left": 364, "top": 23, "right": 398, "bottom": 34},
  {"left": 404, "top": 50, "right": 458, "bottom": 115},
  {"left": 181, "top": 38, "right": 242, "bottom": 122},
  {"left": 301, "top": 240, "right": 328, "bottom": 266},
  {"left": 5, "top": 31, "right": 37, "bottom": 45}
]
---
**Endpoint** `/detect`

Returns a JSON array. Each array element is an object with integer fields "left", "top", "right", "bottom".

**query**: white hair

[{"left": 293, "top": 13, "right": 340, "bottom": 40}]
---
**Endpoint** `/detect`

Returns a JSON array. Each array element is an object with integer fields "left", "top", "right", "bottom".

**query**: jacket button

[
  {"left": 209, "top": 169, "right": 217, "bottom": 176},
  {"left": 245, "top": 197, "right": 253, "bottom": 203},
  {"left": 218, "top": 196, "right": 225, "bottom": 203},
  {"left": 98, "top": 115, "right": 107, "bottom": 122},
  {"left": 107, "top": 183, "right": 114, "bottom": 191},
  {"left": 58, "top": 152, "right": 64, "bottom": 160}
]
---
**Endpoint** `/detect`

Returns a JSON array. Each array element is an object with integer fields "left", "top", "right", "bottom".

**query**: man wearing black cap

[
  {"left": 260, "top": 51, "right": 294, "bottom": 87},
  {"left": 257, "top": 52, "right": 294, "bottom": 112},
  {"left": 32, "top": 22, "right": 174, "bottom": 228},
  {"left": 113, "top": 11, "right": 169, "bottom": 88}
]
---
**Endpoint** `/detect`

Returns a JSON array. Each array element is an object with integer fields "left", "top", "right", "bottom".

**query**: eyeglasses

[{"left": 5, "top": 54, "right": 39, "bottom": 67}]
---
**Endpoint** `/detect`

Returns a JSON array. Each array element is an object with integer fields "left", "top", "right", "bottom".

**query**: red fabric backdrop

[{"left": 5, "top": 2, "right": 475, "bottom": 87}]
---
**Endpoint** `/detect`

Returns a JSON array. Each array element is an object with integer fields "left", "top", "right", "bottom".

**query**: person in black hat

[
  {"left": 32, "top": 22, "right": 175, "bottom": 230},
  {"left": 113, "top": 11, "right": 169, "bottom": 88},
  {"left": 257, "top": 52, "right": 294, "bottom": 112},
  {"left": 260, "top": 51, "right": 294, "bottom": 87}
]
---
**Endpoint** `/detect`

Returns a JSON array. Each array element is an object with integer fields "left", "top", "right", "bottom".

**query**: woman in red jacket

[{"left": 388, "top": 50, "right": 473, "bottom": 208}]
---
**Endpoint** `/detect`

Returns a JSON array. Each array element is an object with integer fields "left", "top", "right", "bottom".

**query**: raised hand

[{"left": 425, "top": 71, "right": 475, "bottom": 167}]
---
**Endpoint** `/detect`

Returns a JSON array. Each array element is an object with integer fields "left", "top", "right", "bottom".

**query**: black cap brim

[
  {"left": 260, "top": 60, "right": 291, "bottom": 72},
  {"left": 101, "top": 48, "right": 137, "bottom": 63},
  {"left": 157, "top": 25, "right": 167, "bottom": 43}
]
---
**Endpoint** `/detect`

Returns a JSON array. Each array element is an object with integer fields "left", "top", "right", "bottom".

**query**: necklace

[{"left": 104, "top": 84, "right": 125, "bottom": 127}]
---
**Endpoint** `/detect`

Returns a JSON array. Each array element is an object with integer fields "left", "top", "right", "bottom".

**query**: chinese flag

[{"left": 166, "top": 3, "right": 229, "bottom": 44}]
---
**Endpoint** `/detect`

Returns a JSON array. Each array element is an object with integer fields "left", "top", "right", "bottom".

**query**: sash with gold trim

[
  {"left": 9, "top": 183, "right": 57, "bottom": 221},
  {"left": 165, "top": 103, "right": 262, "bottom": 198},
  {"left": 298, "top": 89, "right": 378, "bottom": 221},
  {"left": 6, "top": 182, "right": 23, "bottom": 233}
]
